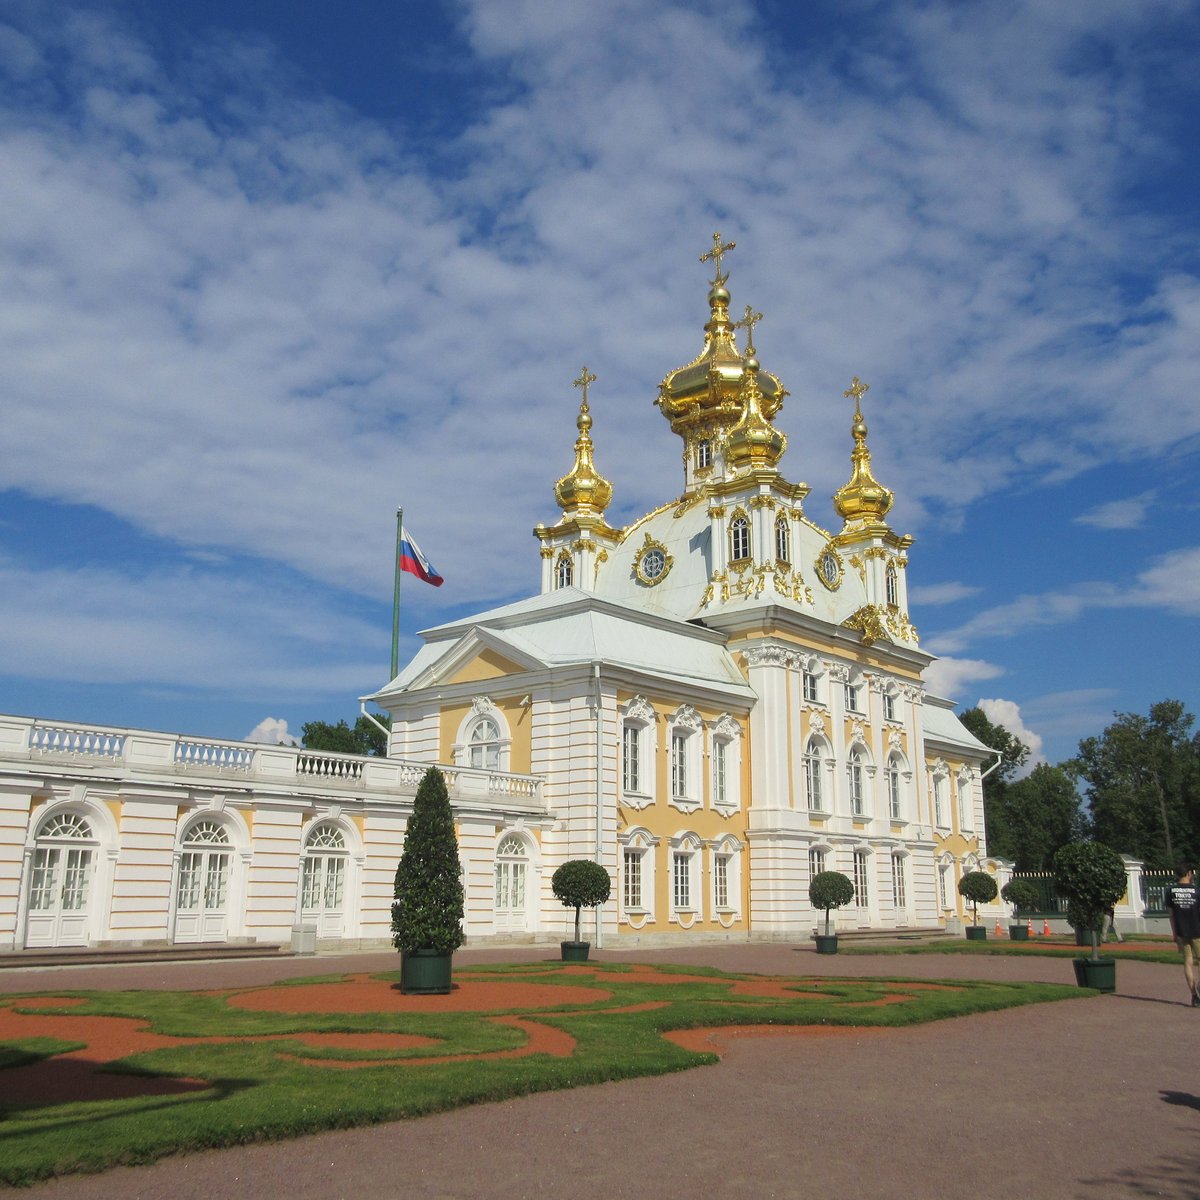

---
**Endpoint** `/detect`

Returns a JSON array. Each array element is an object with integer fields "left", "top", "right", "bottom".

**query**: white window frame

[
  {"left": 555, "top": 551, "right": 573, "bottom": 589},
  {"left": 892, "top": 852, "right": 907, "bottom": 914},
  {"left": 667, "top": 705, "right": 703, "bottom": 813},
  {"left": 844, "top": 679, "right": 863, "bottom": 715},
  {"left": 729, "top": 512, "right": 751, "bottom": 562},
  {"left": 853, "top": 848, "right": 870, "bottom": 910},
  {"left": 669, "top": 833, "right": 702, "bottom": 925},
  {"left": 696, "top": 438, "right": 713, "bottom": 470},
  {"left": 957, "top": 769, "right": 974, "bottom": 832},
  {"left": 886, "top": 752, "right": 905, "bottom": 821},
  {"left": 618, "top": 827, "right": 657, "bottom": 927},
  {"left": 808, "top": 846, "right": 827, "bottom": 880},
  {"left": 882, "top": 690, "right": 897, "bottom": 723},
  {"left": 709, "top": 714, "right": 742, "bottom": 814},
  {"left": 619, "top": 697, "right": 657, "bottom": 809},
  {"left": 709, "top": 835, "right": 742, "bottom": 924},
  {"left": 886, "top": 563, "right": 899, "bottom": 607},
  {"left": 848, "top": 746, "right": 867, "bottom": 817},
  {"left": 931, "top": 762, "right": 950, "bottom": 828},
  {"left": 774, "top": 515, "right": 790, "bottom": 563},
  {"left": 804, "top": 736, "right": 829, "bottom": 812},
  {"left": 454, "top": 700, "right": 512, "bottom": 773}
]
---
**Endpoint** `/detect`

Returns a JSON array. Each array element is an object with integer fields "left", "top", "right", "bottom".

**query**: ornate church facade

[{"left": 0, "top": 237, "right": 993, "bottom": 953}]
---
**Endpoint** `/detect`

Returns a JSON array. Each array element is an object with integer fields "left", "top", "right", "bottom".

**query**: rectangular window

[
  {"left": 938, "top": 865, "right": 948, "bottom": 910},
  {"left": 204, "top": 854, "right": 229, "bottom": 909},
  {"left": 888, "top": 767, "right": 901, "bottom": 820},
  {"left": 671, "top": 733, "right": 687, "bottom": 798},
  {"left": 60, "top": 849, "right": 90, "bottom": 911},
  {"left": 622, "top": 724, "right": 641, "bottom": 793},
  {"left": 177, "top": 852, "right": 202, "bottom": 911},
  {"left": 673, "top": 852, "right": 692, "bottom": 910},
  {"left": 934, "top": 777, "right": 947, "bottom": 826},
  {"left": 805, "top": 751, "right": 823, "bottom": 810},
  {"left": 302, "top": 857, "right": 322, "bottom": 909},
  {"left": 325, "top": 857, "right": 346, "bottom": 908},
  {"left": 849, "top": 762, "right": 864, "bottom": 816},
  {"left": 883, "top": 692, "right": 896, "bottom": 722},
  {"left": 623, "top": 849, "right": 642, "bottom": 909},
  {"left": 802, "top": 671, "right": 818, "bottom": 703},
  {"left": 714, "top": 854, "right": 729, "bottom": 909},
  {"left": 845, "top": 683, "right": 860, "bottom": 713},
  {"left": 712, "top": 739, "right": 727, "bottom": 807},
  {"left": 959, "top": 781, "right": 971, "bottom": 831},
  {"left": 853, "top": 850, "right": 869, "bottom": 909},
  {"left": 808, "top": 847, "right": 826, "bottom": 878},
  {"left": 892, "top": 855, "right": 906, "bottom": 910}
]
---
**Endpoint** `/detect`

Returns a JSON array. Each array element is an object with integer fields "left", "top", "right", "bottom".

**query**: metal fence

[
  {"left": 1007, "top": 872, "right": 1069, "bottom": 916},
  {"left": 1140, "top": 872, "right": 1176, "bottom": 915}
]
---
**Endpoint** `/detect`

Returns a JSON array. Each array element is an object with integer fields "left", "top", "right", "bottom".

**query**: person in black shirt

[{"left": 1165, "top": 863, "right": 1200, "bottom": 1007}]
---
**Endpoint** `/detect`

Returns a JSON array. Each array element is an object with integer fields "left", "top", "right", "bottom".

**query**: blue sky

[{"left": 0, "top": 0, "right": 1197, "bottom": 766}]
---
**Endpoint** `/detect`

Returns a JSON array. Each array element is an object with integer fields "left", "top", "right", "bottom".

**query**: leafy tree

[
  {"left": 1053, "top": 841, "right": 1127, "bottom": 962},
  {"left": 551, "top": 860, "right": 612, "bottom": 945},
  {"left": 1001, "top": 764, "right": 1087, "bottom": 870},
  {"left": 301, "top": 713, "right": 391, "bottom": 757},
  {"left": 1000, "top": 877, "right": 1041, "bottom": 917},
  {"left": 1071, "top": 701, "right": 1200, "bottom": 870},
  {"left": 809, "top": 870, "right": 855, "bottom": 937},
  {"left": 391, "top": 767, "right": 464, "bottom": 956},
  {"left": 958, "top": 707, "right": 1031, "bottom": 864},
  {"left": 957, "top": 870, "right": 998, "bottom": 927}
]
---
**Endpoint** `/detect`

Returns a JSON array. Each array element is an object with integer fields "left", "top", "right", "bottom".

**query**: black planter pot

[
  {"left": 814, "top": 934, "right": 839, "bottom": 955},
  {"left": 1072, "top": 957, "right": 1116, "bottom": 992},
  {"left": 965, "top": 925, "right": 988, "bottom": 941},
  {"left": 399, "top": 949, "right": 453, "bottom": 995},
  {"left": 1009, "top": 924, "right": 1029, "bottom": 941},
  {"left": 560, "top": 940, "right": 591, "bottom": 962}
]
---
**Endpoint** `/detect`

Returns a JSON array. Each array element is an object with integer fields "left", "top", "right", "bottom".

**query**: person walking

[{"left": 1165, "top": 863, "right": 1200, "bottom": 1006}]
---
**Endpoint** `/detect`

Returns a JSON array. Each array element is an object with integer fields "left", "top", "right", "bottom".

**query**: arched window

[
  {"left": 774, "top": 515, "right": 790, "bottom": 563},
  {"left": 729, "top": 513, "right": 750, "bottom": 562},
  {"left": 555, "top": 552, "right": 573, "bottom": 589},
  {"left": 494, "top": 833, "right": 530, "bottom": 932},
  {"left": 848, "top": 747, "right": 867, "bottom": 816},
  {"left": 886, "top": 563, "right": 898, "bottom": 607},
  {"left": 468, "top": 717, "right": 502, "bottom": 770},
  {"left": 804, "top": 737, "right": 826, "bottom": 811},
  {"left": 620, "top": 697, "right": 657, "bottom": 807},
  {"left": 696, "top": 438, "right": 712, "bottom": 470},
  {"left": 301, "top": 822, "right": 348, "bottom": 936},
  {"left": 670, "top": 833, "right": 702, "bottom": 921},
  {"left": 27, "top": 811, "right": 97, "bottom": 948},
  {"left": 620, "top": 827, "right": 657, "bottom": 925},
  {"left": 892, "top": 852, "right": 907, "bottom": 913}
]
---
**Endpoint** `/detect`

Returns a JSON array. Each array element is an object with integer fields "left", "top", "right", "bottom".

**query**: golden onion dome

[
  {"left": 656, "top": 233, "right": 787, "bottom": 445},
  {"left": 832, "top": 376, "right": 894, "bottom": 524},
  {"left": 726, "top": 343, "right": 787, "bottom": 471},
  {"left": 554, "top": 367, "right": 613, "bottom": 515}
]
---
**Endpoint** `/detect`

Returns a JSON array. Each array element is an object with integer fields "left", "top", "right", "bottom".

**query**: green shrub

[
  {"left": 809, "top": 870, "right": 855, "bottom": 936},
  {"left": 1000, "top": 878, "right": 1041, "bottom": 917},
  {"left": 551, "top": 859, "right": 612, "bottom": 943},
  {"left": 391, "top": 767, "right": 465, "bottom": 956},
  {"left": 958, "top": 870, "right": 998, "bottom": 926},
  {"left": 1054, "top": 841, "right": 1126, "bottom": 960}
]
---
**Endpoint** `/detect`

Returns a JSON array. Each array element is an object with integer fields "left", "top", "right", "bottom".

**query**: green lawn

[
  {"left": 839, "top": 939, "right": 1182, "bottom": 963},
  {"left": 0, "top": 962, "right": 1084, "bottom": 1185}
]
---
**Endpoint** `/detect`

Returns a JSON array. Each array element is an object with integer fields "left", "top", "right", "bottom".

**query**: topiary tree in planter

[
  {"left": 1054, "top": 841, "right": 1126, "bottom": 978},
  {"left": 551, "top": 859, "right": 611, "bottom": 961},
  {"left": 1001, "top": 877, "right": 1041, "bottom": 940},
  {"left": 958, "top": 870, "right": 998, "bottom": 936},
  {"left": 391, "top": 766, "right": 464, "bottom": 994},
  {"left": 809, "top": 870, "right": 855, "bottom": 952}
]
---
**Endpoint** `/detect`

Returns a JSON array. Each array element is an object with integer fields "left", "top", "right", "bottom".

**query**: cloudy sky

[{"left": 1, "top": 0, "right": 1197, "bottom": 765}]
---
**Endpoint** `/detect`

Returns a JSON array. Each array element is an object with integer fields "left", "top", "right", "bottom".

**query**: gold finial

[
  {"left": 843, "top": 376, "right": 869, "bottom": 419},
  {"left": 700, "top": 231, "right": 737, "bottom": 285},
  {"left": 574, "top": 365, "right": 597, "bottom": 407},
  {"left": 734, "top": 304, "right": 763, "bottom": 353}
]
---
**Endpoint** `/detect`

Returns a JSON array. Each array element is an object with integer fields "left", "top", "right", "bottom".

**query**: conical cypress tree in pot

[{"left": 392, "top": 766, "right": 464, "bottom": 994}]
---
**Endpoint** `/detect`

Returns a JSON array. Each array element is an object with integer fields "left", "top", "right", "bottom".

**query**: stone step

[
  {"left": 821, "top": 927, "right": 955, "bottom": 944},
  {"left": 0, "top": 942, "right": 288, "bottom": 970}
]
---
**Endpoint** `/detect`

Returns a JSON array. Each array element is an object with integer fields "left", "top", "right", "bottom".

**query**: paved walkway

[{"left": 3, "top": 944, "right": 1197, "bottom": 1200}]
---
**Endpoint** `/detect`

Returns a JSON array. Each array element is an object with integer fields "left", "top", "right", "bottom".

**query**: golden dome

[
  {"left": 656, "top": 232, "right": 787, "bottom": 446},
  {"left": 726, "top": 341, "right": 787, "bottom": 471},
  {"left": 554, "top": 366, "right": 613, "bottom": 515},
  {"left": 832, "top": 376, "right": 893, "bottom": 524}
]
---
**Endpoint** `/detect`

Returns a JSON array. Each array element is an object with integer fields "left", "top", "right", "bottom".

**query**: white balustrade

[
  {"left": 30, "top": 724, "right": 126, "bottom": 759},
  {"left": 297, "top": 752, "right": 365, "bottom": 782},
  {"left": 173, "top": 739, "right": 255, "bottom": 772}
]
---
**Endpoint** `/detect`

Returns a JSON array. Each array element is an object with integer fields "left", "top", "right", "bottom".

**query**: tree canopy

[
  {"left": 1071, "top": 700, "right": 1199, "bottom": 870},
  {"left": 301, "top": 713, "right": 390, "bottom": 757}
]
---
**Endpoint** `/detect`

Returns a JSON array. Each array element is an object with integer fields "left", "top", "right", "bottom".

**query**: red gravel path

[{"left": 4, "top": 944, "right": 1197, "bottom": 1200}]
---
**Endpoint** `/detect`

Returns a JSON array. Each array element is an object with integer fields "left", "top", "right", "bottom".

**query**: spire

[
  {"left": 832, "top": 376, "right": 894, "bottom": 525},
  {"left": 554, "top": 366, "right": 613, "bottom": 516},
  {"left": 727, "top": 307, "right": 786, "bottom": 471}
]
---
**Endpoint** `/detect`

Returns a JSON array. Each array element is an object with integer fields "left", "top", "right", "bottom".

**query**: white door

[
  {"left": 173, "top": 820, "right": 232, "bottom": 943},
  {"left": 494, "top": 834, "right": 530, "bottom": 934},
  {"left": 25, "top": 843, "right": 94, "bottom": 947},
  {"left": 300, "top": 823, "right": 348, "bottom": 938}
]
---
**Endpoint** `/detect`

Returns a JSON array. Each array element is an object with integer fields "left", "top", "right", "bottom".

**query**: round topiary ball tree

[
  {"left": 1000, "top": 877, "right": 1041, "bottom": 921},
  {"left": 809, "top": 870, "right": 855, "bottom": 937},
  {"left": 958, "top": 870, "right": 998, "bottom": 927},
  {"left": 551, "top": 859, "right": 612, "bottom": 945},
  {"left": 1053, "top": 841, "right": 1127, "bottom": 962},
  {"left": 391, "top": 766, "right": 465, "bottom": 957}
]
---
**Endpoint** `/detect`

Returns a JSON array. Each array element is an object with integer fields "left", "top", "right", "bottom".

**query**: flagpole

[{"left": 391, "top": 507, "right": 403, "bottom": 680}]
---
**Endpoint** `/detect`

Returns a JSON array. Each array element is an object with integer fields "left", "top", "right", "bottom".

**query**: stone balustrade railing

[{"left": 0, "top": 715, "right": 545, "bottom": 810}]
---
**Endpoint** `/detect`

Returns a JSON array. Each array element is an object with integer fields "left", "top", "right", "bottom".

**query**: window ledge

[
  {"left": 668, "top": 796, "right": 702, "bottom": 814},
  {"left": 621, "top": 791, "right": 654, "bottom": 810}
]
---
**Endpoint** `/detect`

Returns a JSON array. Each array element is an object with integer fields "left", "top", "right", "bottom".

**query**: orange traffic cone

[
  {"left": 1027, "top": 919, "right": 1034, "bottom": 937},
  {"left": 1042, "top": 918, "right": 1051, "bottom": 937}
]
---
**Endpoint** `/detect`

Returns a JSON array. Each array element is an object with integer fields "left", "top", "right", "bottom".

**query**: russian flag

[{"left": 399, "top": 528, "right": 444, "bottom": 587}]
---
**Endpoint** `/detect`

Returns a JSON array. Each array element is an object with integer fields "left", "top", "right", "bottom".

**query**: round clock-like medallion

[
  {"left": 817, "top": 548, "right": 843, "bottom": 591},
  {"left": 634, "top": 536, "right": 673, "bottom": 586}
]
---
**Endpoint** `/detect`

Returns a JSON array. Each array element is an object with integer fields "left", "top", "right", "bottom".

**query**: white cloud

[
  {"left": 245, "top": 717, "right": 296, "bottom": 745},
  {"left": 976, "top": 697, "right": 1046, "bottom": 774},
  {"left": 1074, "top": 491, "right": 1156, "bottom": 530},
  {"left": 910, "top": 582, "right": 982, "bottom": 607},
  {"left": 922, "top": 656, "right": 1004, "bottom": 701}
]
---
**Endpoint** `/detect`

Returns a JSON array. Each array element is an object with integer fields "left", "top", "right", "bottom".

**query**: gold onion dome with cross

[
  {"left": 554, "top": 366, "right": 613, "bottom": 515},
  {"left": 832, "top": 376, "right": 894, "bottom": 524},
  {"left": 656, "top": 232, "right": 787, "bottom": 451}
]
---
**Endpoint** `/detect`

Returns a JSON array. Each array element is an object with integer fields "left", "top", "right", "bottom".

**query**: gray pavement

[{"left": 2, "top": 943, "right": 1197, "bottom": 1200}]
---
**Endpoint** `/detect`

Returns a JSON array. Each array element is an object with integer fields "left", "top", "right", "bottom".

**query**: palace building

[{"left": 0, "top": 237, "right": 993, "bottom": 953}]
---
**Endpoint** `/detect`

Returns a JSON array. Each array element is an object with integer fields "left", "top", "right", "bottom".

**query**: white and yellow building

[{"left": 0, "top": 241, "right": 993, "bottom": 952}]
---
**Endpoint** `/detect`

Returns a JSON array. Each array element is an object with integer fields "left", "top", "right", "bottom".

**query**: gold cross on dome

[
  {"left": 700, "top": 231, "right": 737, "bottom": 283},
  {"left": 573, "top": 365, "right": 597, "bottom": 405},
  {"left": 843, "top": 375, "right": 869, "bottom": 416},
  {"left": 734, "top": 303, "right": 763, "bottom": 351}
]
